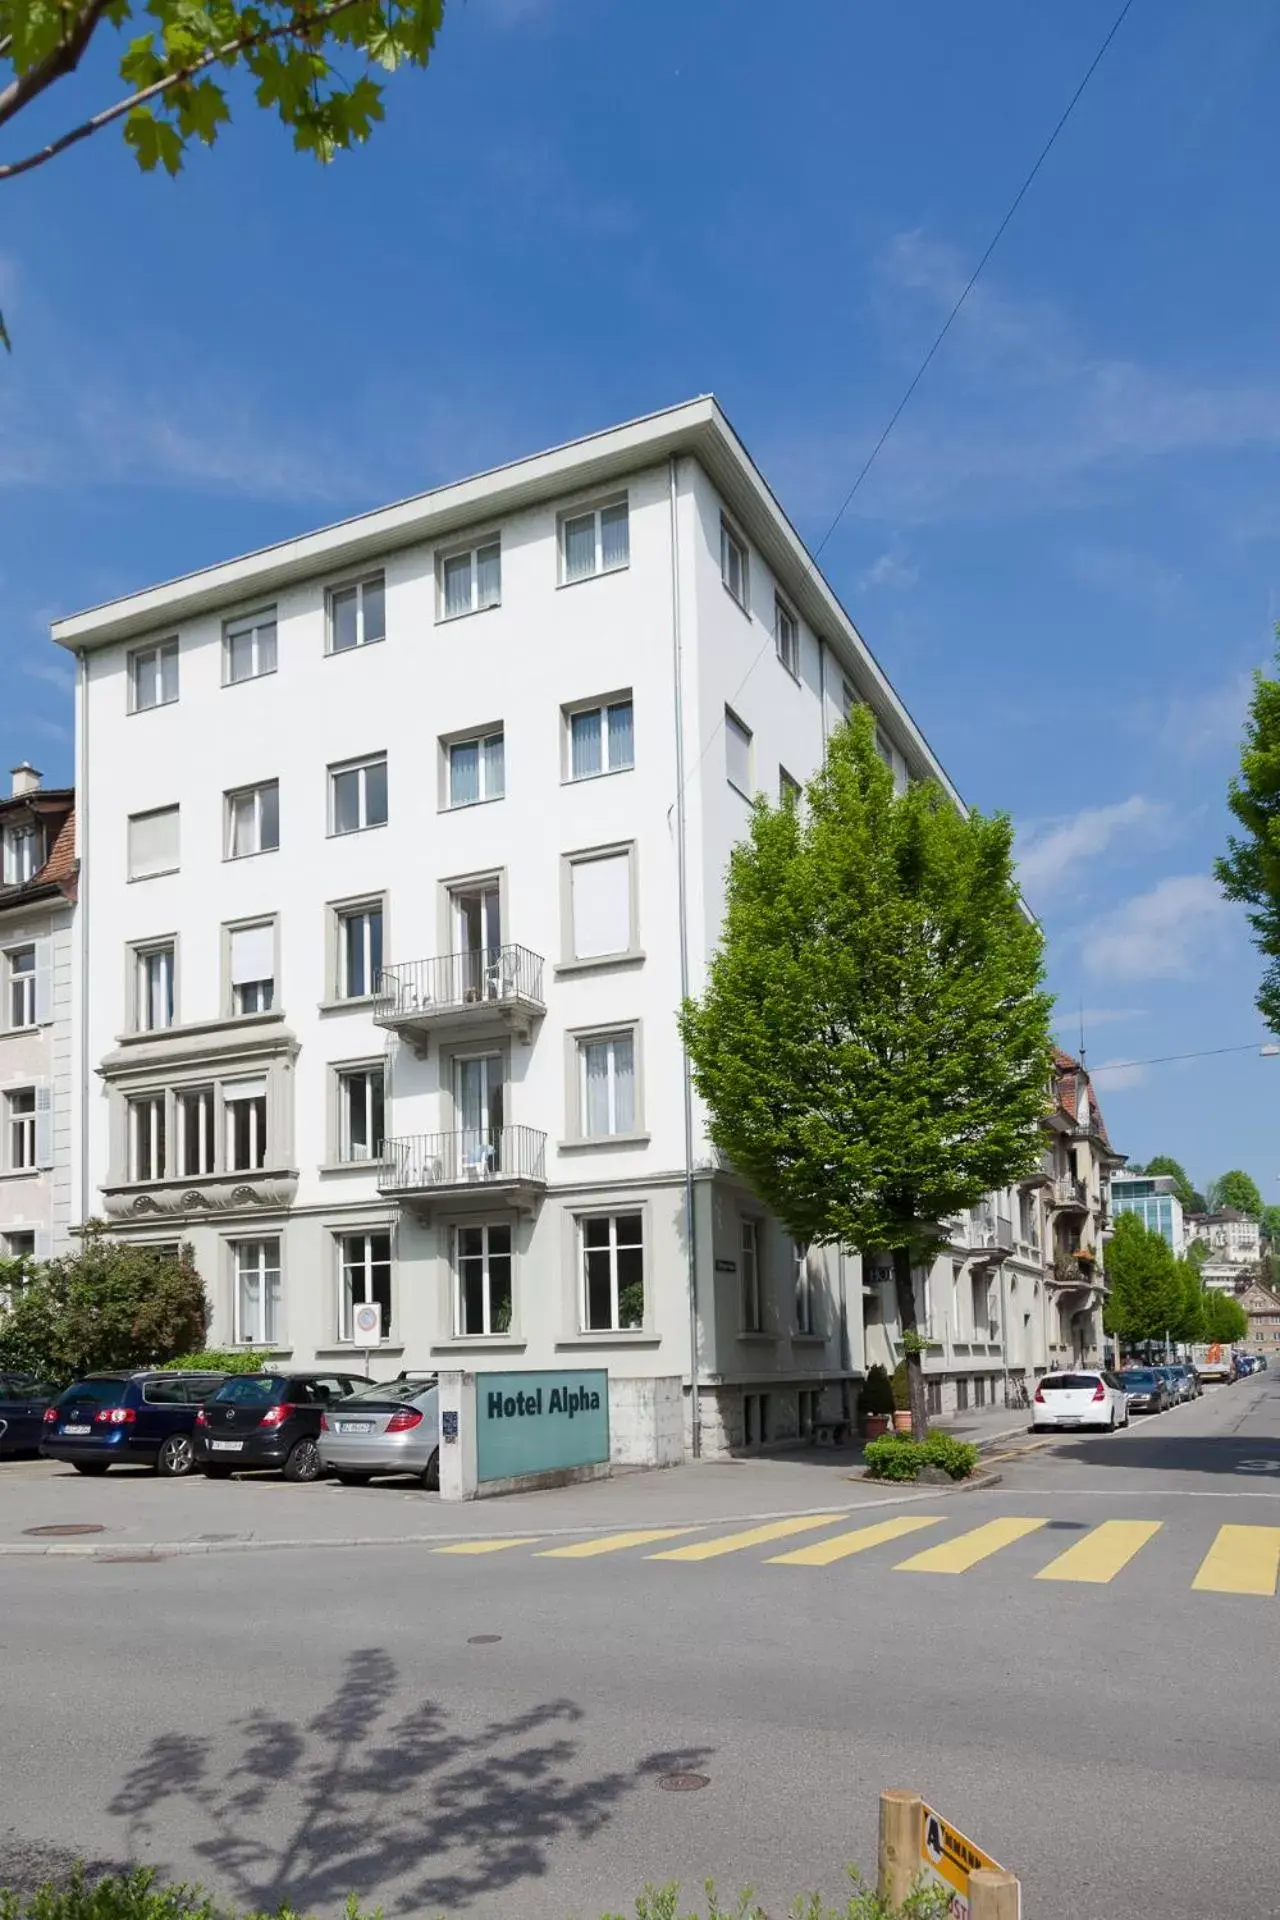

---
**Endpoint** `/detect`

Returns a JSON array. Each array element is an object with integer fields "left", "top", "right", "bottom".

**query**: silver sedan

[{"left": 318, "top": 1376, "right": 440, "bottom": 1490}]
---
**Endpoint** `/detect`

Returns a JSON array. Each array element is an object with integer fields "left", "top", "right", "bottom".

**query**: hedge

[{"left": 863, "top": 1431, "right": 980, "bottom": 1482}]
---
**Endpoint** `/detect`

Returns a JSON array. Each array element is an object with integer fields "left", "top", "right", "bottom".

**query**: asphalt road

[{"left": 2, "top": 1376, "right": 1279, "bottom": 1920}]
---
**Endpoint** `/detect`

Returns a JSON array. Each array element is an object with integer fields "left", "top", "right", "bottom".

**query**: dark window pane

[
  {"left": 616, "top": 1213, "right": 643, "bottom": 1247},
  {"left": 363, "top": 579, "right": 386, "bottom": 642},
  {"left": 583, "top": 1217, "right": 611, "bottom": 1250},
  {"left": 259, "top": 783, "right": 279, "bottom": 850},
  {"left": 585, "top": 1249, "right": 613, "bottom": 1329},
  {"left": 365, "top": 760, "right": 388, "bottom": 826},
  {"left": 489, "top": 1252, "right": 512, "bottom": 1329}
]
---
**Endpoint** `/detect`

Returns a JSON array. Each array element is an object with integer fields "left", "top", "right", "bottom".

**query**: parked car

[
  {"left": 318, "top": 1375, "right": 440, "bottom": 1489},
  {"left": 40, "top": 1371, "right": 228, "bottom": 1476},
  {"left": 1172, "top": 1363, "right": 1201, "bottom": 1400},
  {"left": 1031, "top": 1370, "right": 1130, "bottom": 1433},
  {"left": 193, "top": 1370, "right": 373, "bottom": 1483},
  {"left": 1154, "top": 1365, "right": 1186, "bottom": 1404},
  {"left": 1116, "top": 1366, "right": 1167, "bottom": 1414},
  {"left": 0, "top": 1373, "right": 58, "bottom": 1458}
]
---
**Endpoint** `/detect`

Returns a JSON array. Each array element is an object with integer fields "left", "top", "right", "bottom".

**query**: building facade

[
  {"left": 1188, "top": 1208, "right": 1261, "bottom": 1291},
  {"left": 1109, "top": 1172, "right": 1186, "bottom": 1254},
  {"left": 1239, "top": 1276, "right": 1280, "bottom": 1361},
  {"left": 56, "top": 398, "right": 984, "bottom": 1461},
  {"left": 0, "top": 765, "right": 77, "bottom": 1262}
]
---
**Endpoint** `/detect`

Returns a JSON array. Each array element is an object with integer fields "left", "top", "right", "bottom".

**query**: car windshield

[
  {"left": 211, "top": 1376, "right": 285, "bottom": 1406},
  {"left": 1121, "top": 1370, "right": 1156, "bottom": 1386},
  {"left": 1040, "top": 1375, "right": 1099, "bottom": 1392},
  {"left": 342, "top": 1379, "right": 435, "bottom": 1406},
  {"left": 58, "top": 1378, "right": 129, "bottom": 1407}
]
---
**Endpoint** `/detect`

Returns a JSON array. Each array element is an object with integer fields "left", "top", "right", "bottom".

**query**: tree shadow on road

[{"left": 108, "top": 1648, "right": 712, "bottom": 1915}]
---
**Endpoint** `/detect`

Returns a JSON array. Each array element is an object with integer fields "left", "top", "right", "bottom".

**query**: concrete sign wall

[{"left": 476, "top": 1370, "right": 610, "bottom": 1484}]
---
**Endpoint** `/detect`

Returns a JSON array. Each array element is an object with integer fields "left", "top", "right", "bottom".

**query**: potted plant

[
  {"left": 891, "top": 1359, "right": 913, "bottom": 1433},
  {"left": 859, "top": 1364, "right": 894, "bottom": 1438}
]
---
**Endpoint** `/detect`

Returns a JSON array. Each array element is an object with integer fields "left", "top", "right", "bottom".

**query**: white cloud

[
  {"left": 1016, "top": 797, "right": 1164, "bottom": 898},
  {"left": 1084, "top": 875, "right": 1237, "bottom": 982},
  {"left": 1087, "top": 1058, "right": 1149, "bottom": 1092},
  {"left": 1158, "top": 668, "right": 1255, "bottom": 762},
  {"left": 859, "top": 549, "right": 918, "bottom": 592}
]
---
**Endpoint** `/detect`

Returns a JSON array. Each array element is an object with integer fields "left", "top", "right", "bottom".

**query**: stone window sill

[
  {"left": 432, "top": 1338, "right": 528, "bottom": 1354},
  {"left": 555, "top": 1332, "right": 660, "bottom": 1349},
  {"left": 554, "top": 951, "right": 646, "bottom": 978},
  {"left": 557, "top": 1133, "right": 651, "bottom": 1153}
]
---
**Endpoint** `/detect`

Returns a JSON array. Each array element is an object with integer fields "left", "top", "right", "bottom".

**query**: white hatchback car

[{"left": 1031, "top": 1370, "right": 1130, "bottom": 1433}]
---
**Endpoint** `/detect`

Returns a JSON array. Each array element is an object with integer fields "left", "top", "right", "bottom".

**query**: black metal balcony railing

[
  {"left": 1051, "top": 1175, "right": 1089, "bottom": 1211},
  {"left": 379, "top": 1126, "right": 547, "bottom": 1194},
  {"left": 374, "top": 946, "right": 545, "bottom": 1026}
]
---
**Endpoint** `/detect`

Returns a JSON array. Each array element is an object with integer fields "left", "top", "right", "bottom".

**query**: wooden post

[
  {"left": 877, "top": 1789, "right": 922, "bottom": 1907},
  {"left": 968, "top": 1867, "right": 1020, "bottom": 1920}
]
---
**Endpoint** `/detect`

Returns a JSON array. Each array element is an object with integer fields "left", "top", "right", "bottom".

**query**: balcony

[
  {"left": 1049, "top": 1175, "right": 1089, "bottom": 1213},
  {"left": 373, "top": 947, "right": 545, "bottom": 1055},
  {"left": 378, "top": 1126, "right": 547, "bottom": 1215},
  {"left": 969, "top": 1212, "right": 1014, "bottom": 1263}
]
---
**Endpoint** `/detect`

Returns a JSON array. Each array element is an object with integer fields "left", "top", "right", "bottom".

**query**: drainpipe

[
  {"left": 669, "top": 453, "right": 701, "bottom": 1458},
  {"left": 76, "top": 648, "right": 90, "bottom": 1230},
  {"left": 818, "top": 637, "right": 829, "bottom": 749}
]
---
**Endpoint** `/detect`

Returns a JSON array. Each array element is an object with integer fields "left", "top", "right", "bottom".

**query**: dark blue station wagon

[{"left": 40, "top": 1371, "right": 228, "bottom": 1477}]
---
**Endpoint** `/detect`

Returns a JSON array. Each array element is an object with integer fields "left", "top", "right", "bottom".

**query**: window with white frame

[
  {"left": 775, "top": 596, "right": 798, "bottom": 675},
  {"left": 580, "top": 1211, "right": 644, "bottom": 1331},
  {"left": 455, "top": 1222, "right": 512, "bottom": 1336},
  {"left": 779, "top": 767, "right": 801, "bottom": 807},
  {"left": 328, "top": 574, "right": 386, "bottom": 654},
  {"left": 234, "top": 1237, "right": 281, "bottom": 1346},
  {"left": 127, "top": 1092, "right": 166, "bottom": 1182},
  {"left": 971, "top": 1269, "right": 991, "bottom": 1339},
  {"left": 225, "top": 781, "right": 279, "bottom": 858},
  {"left": 176, "top": 1086, "right": 215, "bottom": 1177},
  {"left": 567, "top": 846, "right": 634, "bottom": 962},
  {"left": 440, "top": 538, "right": 501, "bottom": 619},
  {"left": 134, "top": 942, "right": 175, "bottom": 1032},
  {"left": 6, "top": 1087, "right": 36, "bottom": 1171},
  {"left": 578, "top": 1030, "right": 636, "bottom": 1138},
  {"left": 228, "top": 921, "right": 275, "bottom": 1016},
  {"left": 127, "top": 806, "right": 179, "bottom": 881},
  {"left": 130, "top": 639, "right": 179, "bottom": 712},
  {"left": 225, "top": 609, "right": 278, "bottom": 684},
  {"left": 725, "top": 708, "right": 752, "bottom": 795},
  {"left": 566, "top": 697, "right": 634, "bottom": 781},
  {"left": 8, "top": 946, "right": 35, "bottom": 1029},
  {"left": 741, "top": 1218, "right": 762, "bottom": 1333},
  {"left": 2, "top": 822, "right": 42, "bottom": 887},
  {"left": 2, "top": 1230, "right": 35, "bottom": 1261},
  {"left": 337, "top": 1065, "right": 385, "bottom": 1162},
  {"left": 560, "top": 499, "right": 629, "bottom": 583},
  {"left": 447, "top": 731, "right": 504, "bottom": 808},
  {"left": 224, "top": 1078, "right": 267, "bottom": 1172},
  {"left": 339, "top": 1230, "right": 392, "bottom": 1342},
  {"left": 330, "top": 755, "right": 388, "bottom": 835},
  {"left": 335, "top": 901, "right": 382, "bottom": 999},
  {"left": 793, "top": 1239, "right": 814, "bottom": 1334},
  {"left": 721, "top": 519, "right": 748, "bottom": 607}
]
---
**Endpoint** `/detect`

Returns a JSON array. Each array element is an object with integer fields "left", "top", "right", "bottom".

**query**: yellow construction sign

[{"left": 919, "top": 1802, "right": 1016, "bottom": 1918}]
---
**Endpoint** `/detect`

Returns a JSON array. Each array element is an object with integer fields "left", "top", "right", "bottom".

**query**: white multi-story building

[
  {"left": 55, "top": 397, "right": 977, "bottom": 1462},
  {"left": 1189, "top": 1208, "right": 1261, "bottom": 1292},
  {"left": 0, "top": 764, "right": 77, "bottom": 1261}
]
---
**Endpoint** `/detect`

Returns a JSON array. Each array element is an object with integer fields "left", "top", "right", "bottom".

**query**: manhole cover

[
  {"left": 658, "top": 1773, "right": 710, "bottom": 1793},
  {"left": 467, "top": 1634, "right": 502, "bottom": 1645},
  {"left": 23, "top": 1524, "right": 106, "bottom": 1538}
]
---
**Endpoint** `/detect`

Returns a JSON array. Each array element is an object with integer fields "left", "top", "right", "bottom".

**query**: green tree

[
  {"left": 1218, "top": 636, "right": 1280, "bottom": 1032},
  {"left": 680, "top": 707, "right": 1054, "bottom": 1440},
  {"left": 1208, "top": 1169, "right": 1263, "bottom": 1217},
  {"left": 1169, "top": 1258, "right": 1205, "bottom": 1345},
  {"left": 1134, "top": 1154, "right": 1198, "bottom": 1213},
  {"left": 0, "top": 1223, "right": 205, "bottom": 1380},
  {"left": 1260, "top": 1204, "right": 1280, "bottom": 1248},
  {"left": 1103, "top": 1213, "right": 1181, "bottom": 1346},
  {"left": 1202, "top": 1289, "right": 1248, "bottom": 1344}
]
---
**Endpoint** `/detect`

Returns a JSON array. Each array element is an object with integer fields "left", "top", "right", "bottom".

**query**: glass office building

[{"left": 1110, "top": 1174, "right": 1184, "bottom": 1251}]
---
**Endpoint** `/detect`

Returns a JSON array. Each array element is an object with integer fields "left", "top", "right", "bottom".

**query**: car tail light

[
  {"left": 1033, "top": 1385, "right": 1045, "bottom": 1404},
  {"left": 194, "top": 1408, "right": 207, "bottom": 1428},
  {"left": 320, "top": 1412, "right": 329, "bottom": 1432},
  {"left": 93, "top": 1407, "right": 136, "bottom": 1426},
  {"left": 386, "top": 1408, "right": 424, "bottom": 1433},
  {"left": 43, "top": 1405, "right": 58, "bottom": 1424},
  {"left": 258, "top": 1404, "right": 294, "bottom": 1428},
  {"left": 1092, "top": 1382, "right": 1106, "bottom": 1402}
]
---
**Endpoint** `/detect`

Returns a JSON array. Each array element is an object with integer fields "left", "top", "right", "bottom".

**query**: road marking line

[
  {"left": 1192, "top": 1525, "right": 1280, "bottom": 1595},
  {"left": 1034, "top": 1520, "right": 1163, "bottom": 1584},
  {"left": 649, "top": 1514, "right": 847, "bottom": 1561},
  {"left": 536, "top": 1528, "right": 700, "bottom": 1558},
  {"left": 433, "top": 1537, "right": 542, "bottom": 1555},
  {"left": 895, "top": 1516, "right": 1049, "bottom": 1573},
  {"left": 768, "top": 1514, "right": 945, "bottom": 1566}
]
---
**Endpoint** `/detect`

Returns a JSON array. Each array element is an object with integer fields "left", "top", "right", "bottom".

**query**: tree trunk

[{"left": 891, "top": 1244, "right": 929, "bottom": 1440}]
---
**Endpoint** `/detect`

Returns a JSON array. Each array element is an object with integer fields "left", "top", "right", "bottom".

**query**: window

[
  {"left": 974, "top": 1375, "right": 988, "bottom": 1409},
  {"left": 225, "top": 609, "right": 277, "bottom": 684},
  {"left": 234, "top": 1237, "right": 281, "bottom": 1346},
  {"left": 2, "top": 824, "right": 42, "bottom": 887},
  {"left": 134, "top": 942, "right": 175, "bottom": 1032},
  {"left": 228, "top": 922, "right": 275, "bottom": 1016},
  {"left": 925, "top": 1378, "right": 943, "bottom": 1417},
  {"left": 340, "top": 1231, "right": 392, "bottom": 1342},
  {"left": 440, "top": 539, "right": 501, "bottom": 619},
  {"left": 127, "top": 1093, "right": 165, "bottom": 1182},
  {"left": 176, "top": 1086, "right": 215, "bottom": 1177},
  {"left": 7, "top": 1088, "right": 36, "bottom": 1171},
  {"left": 8, "top": 947, "right": 35, "bottom": 1029},
  {"left": 580, "top": 1211, "right": 644, "bottom": 1331},
  {"left": 955, "top": 1377, "right": 970, "bottom": 1413},
  {"left": 561, "top": 499, "right": 629, "bottom": 582},
  {"left": 971, "top": 1271, "right": 990, "bottom": 1339},
  {"left": 743, "top": 1392, "right": 770, "bottom": 1445},
  {"left": 2, "top": 1231, "right": 35, "bottom": 1261},
  {"left": 336, "top": 901, "right": 383, "bottom": 999},
  {"left": 328, "top": 574, "right": 386, "bottom": 653},
  {"left": 775, "top": 597, "right": 798, "bottom": 676},
  {"left": 567, "top": 698, "right": 634, "bottom": 781},
  {"left": 127, "top": 806, "right": 179, "bottom": 881},
  {"left": 779, "top": 767, "right": 801, "bottom": 807},
  {"left": 567, "top": 847, "right": 634, "bottom": 962},
  {"left": 741, "top": 1219, "right": 762, "bottom": 1333},
  {"left": 793, "top": 1239, "right": 814, "bottom": 1334},
  {"left": 337, "top": 1065, "right": 385, "bottom": 1162},
  {"left": 721, "top": 519, "right": 748, "bottom": 607},
  {"left": 330, "top": 756, "right": 388, "bottom": 835},
  {"left": 225, "top": 781, "right": 279, "bottom": 858},
  {"left": 578, "top": 1030, "right": 636, "bottom": 1138},
  {"left": 130, "top": 639, "right": 179, "bottom": 712},
  {"left": 224, "top": 1078, "right": 267, "bottom": 1172},
  {"left": 725, "top": 708, "right": 752, "bottom": 796},
  {"left": 455, "top": 1223, "right": 512, "bottom": 1336},
  {"left": 447, "top": 732, "right": 504, "bottom": 808},
  {"left": 798, "top": 1388, "right": 819, "bottom": 1438}
]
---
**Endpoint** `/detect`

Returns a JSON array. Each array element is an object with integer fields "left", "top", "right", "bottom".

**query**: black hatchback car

[
  {"left": 193, "top": 1370, "right": 373, "bottom": 1482},
  {"left": 40, "top": 1371, "right": 228, "bottom": 1476},
  {"left": 0, "top": 1373, "right": 58, "bottom": 1457}
]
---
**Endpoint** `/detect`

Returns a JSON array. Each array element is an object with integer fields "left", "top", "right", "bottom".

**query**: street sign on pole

[{"left": 353, "top": 1300, "right": 382, "bottom": 1377}]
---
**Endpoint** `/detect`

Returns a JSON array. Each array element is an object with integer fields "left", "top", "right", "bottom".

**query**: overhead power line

[{"left": 1089, "top": 1043, "right": 1278, "bottom": 1076}]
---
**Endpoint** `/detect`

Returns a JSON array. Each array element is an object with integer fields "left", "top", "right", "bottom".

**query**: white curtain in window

[
  {"left": 476, "top": 542, "right": 501, "bottom": 607},
  {"left": 450, "top": 741, "right": 479, "bottom": 806},
  {"left": 483, "top": 733, "right": 504, "bottom": 798},
  {"left": 230, "top": 924, "right": 273, "bottom": 986},
  {"left": 564, "top": 514, "right": 595, "bottom": 579},
  {"left": 584, "top": 1034, "right": 635, "bottom": 1136},
  {"left": 725, "top": 712, "right": 751, "bottom": 793},
  {"left": 444, "top": 553, "right": 471, "bottom": 618},
  {"left": 571, "top": 853, "right": 630, "bottom": 959},
  {"left": 128, "top": 807, "right": 179, "bottom": 879},
  {"left": 571, "top": 710, "right": 601, "bottom": 779},
  {"left": 601, "top": 502, "right": 629, "bottom": 569},
  {"left": 584, "top": 1041, "right": 610, "bottom": 1136},
  {"left": 607, "top": 701, "right": 634, "bottom": 768}
]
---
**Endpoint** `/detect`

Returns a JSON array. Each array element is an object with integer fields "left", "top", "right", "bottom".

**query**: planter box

[
  {"left": 892, "top": 1410, "right": 913, "bottom": 1434},
  {"left": 863, "top": 1413, "right": 892, "bottom": 1439}
]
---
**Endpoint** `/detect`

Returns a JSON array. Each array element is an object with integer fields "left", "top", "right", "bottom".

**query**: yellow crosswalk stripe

[
  {"left": 649, "top": 1513, "right": 847, "bottom": 1561},
  {"left": 433, "top": 1537, "right": 542, "bottom": 1555},
  {"left": 895, "top": 1516, "right": 1049, "bottom": 1573},
  {"left": 1192, "top": 1525, "right": 1280, "bottom": 1596},
  {"left": 768, "top": 1514, "right": 946, "bottom": 1566},
  {"left": 536, "top": 1528, "right": 701, "bottom": 1558},
  {"left": 1034, "top": 1520, "right": 1162, "bottom": 1584}
]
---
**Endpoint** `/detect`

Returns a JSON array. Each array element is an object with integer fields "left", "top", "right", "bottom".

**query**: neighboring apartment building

[
  {"left": 0, "top": 765, "right": 76, "bottom": 1260},
  {"left": 54, "top": 397, "right": 976, "bottom": 1462},
  {"left": 1041, "top": 1049, "right": 1120, "bottom": 1365},
  {"left": 1110, "top": 1171, "right": 1186, "bottom": 1255},
  {"left": 1239, "top": 1275, "right": 1280, "bottom": 1360},
  {"left": 1188, "top": 1207, "right": 1261, "bottom": 1287}
]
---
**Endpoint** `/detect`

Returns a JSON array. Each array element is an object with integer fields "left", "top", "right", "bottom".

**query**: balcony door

[
  {"left": 455, "top": 1053, "right": 503, "bottom": 1175},
  {"left": 453, "top": 884, "right": 501, "bottom": 1001}
]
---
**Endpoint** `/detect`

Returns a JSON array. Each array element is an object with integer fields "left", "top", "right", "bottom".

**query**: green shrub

[
  {"left": 863, "top": 1435, "right": 925, "bottom": 1480},
  {"left": 919, "top": 1432, "right": 979, "bottom": 1480},
  {"left": 162, "top": 1349, "right": 272, "bottom": 1375},
  {"left": 890, "top": 1360, "right": 910, "bottom": 1411},
  {"left": 860, "top": 1364, "right": 895, "bottom": 1417},
  {"left": 607, "top": 1875, "right": 951, "bottom": 1919}
]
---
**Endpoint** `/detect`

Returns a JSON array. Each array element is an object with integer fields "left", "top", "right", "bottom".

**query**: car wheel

[
  {"left": 423, "top": 1447, "right": 440, "bottom": 1492},
  {"left": 1107, "top": 1409, "right": 1117, "bottom": 1432},
  {"left": 201, "top": 1463, "right": 234, "bottom": 1480},
  {"left": 283, "top": 1438, "right": 321, "bottom": 1484},
  {"left": 334, "top": 1471, "right": 372, "bottom": 1488},
  {"left": 72, "top": 1461, "right": 110, "bottom": 1476},
  {"left": 155, "top": 1433, "right": 195, "bottom": 1478}
]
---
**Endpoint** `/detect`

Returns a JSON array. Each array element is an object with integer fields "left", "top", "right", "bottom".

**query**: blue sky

[{"left": 3, "top": 0, "right": 1278, "bottom": 1195}]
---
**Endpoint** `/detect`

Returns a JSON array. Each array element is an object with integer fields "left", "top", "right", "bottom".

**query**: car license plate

[
  {"left": 339, "top": 1421, "right": 374, "bottom": 1434},
  {"left": 210, "top": 1440, "right": 244, "bottom": 1452},
  {"left": 63, "top": 1424, "right": 91, "bottom": 1435},
  {"left": 1058, "top": 1416, "right": 1081, "bottom": 1426}
]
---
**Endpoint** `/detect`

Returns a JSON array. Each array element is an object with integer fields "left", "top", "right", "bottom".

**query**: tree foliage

[
  {"left": 1260, "top": 1205, "right": 1280, "bottom": 1248},
  {"left": 1103, "top": 1213, "right": 1182, "bottom": 1344},
  {"left": 1208, "top": 1169, "right": 1263, "bottom": 1218},
  {"left": 1218, "top": 636, "right": 1280, "bottom": 1033},
  {"left": 1201, "top": 1289, "right": 1248, "bottom": 1344},
  {"left": 1133, "top": 1154, "right": 1199, "bottom": 1213},
  {"left": 0, "top": 1223, "right": 206, "bottom": 1381},
  {"left": 680, "top": 707, "right": 1054, "bottom": 1437}
]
